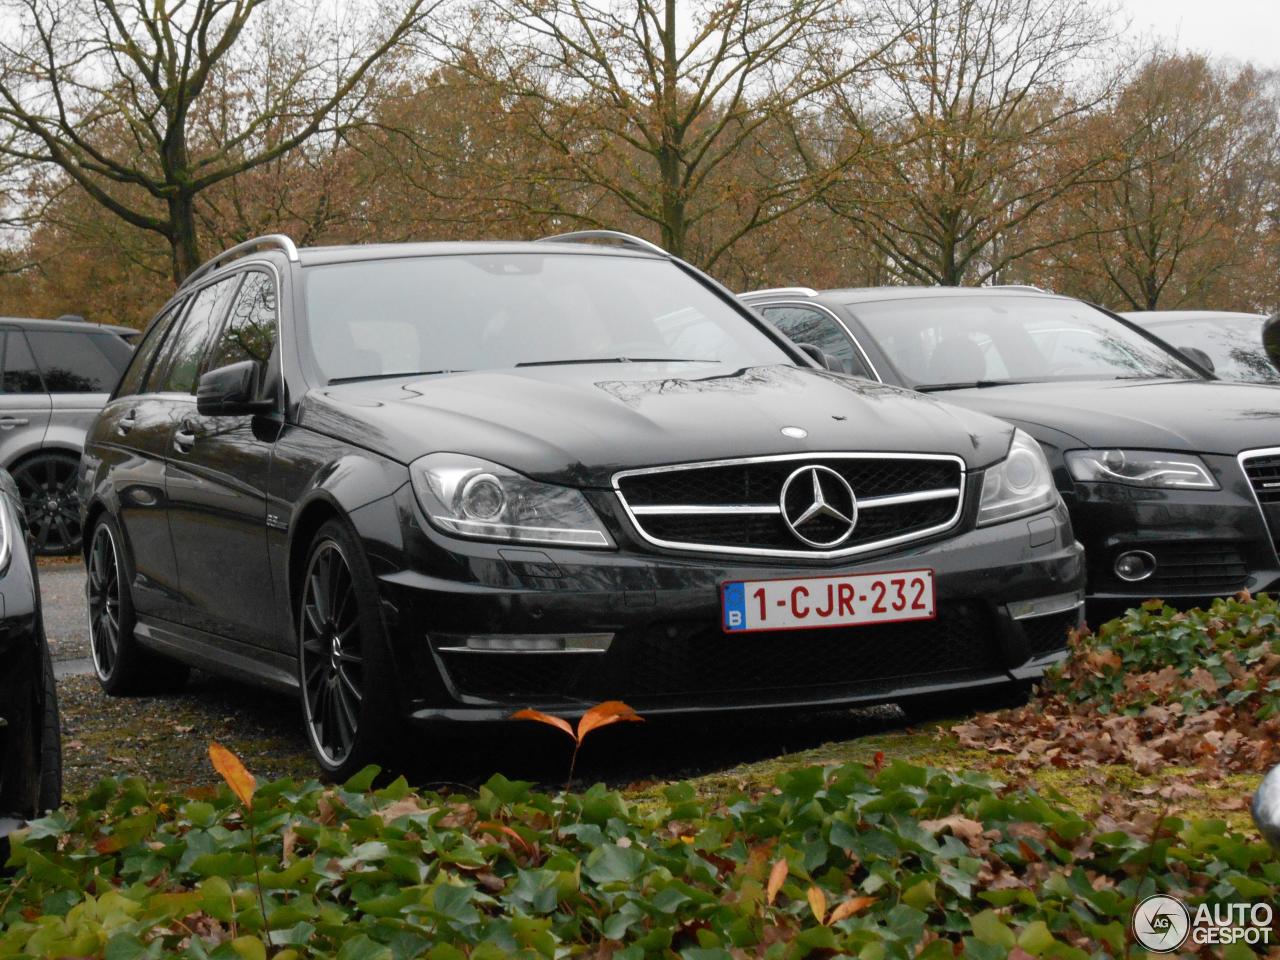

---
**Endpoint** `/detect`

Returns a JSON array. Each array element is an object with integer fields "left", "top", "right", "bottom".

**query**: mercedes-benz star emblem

[{"left": 779, "top": 465, "right": 858, "bottom": 548}]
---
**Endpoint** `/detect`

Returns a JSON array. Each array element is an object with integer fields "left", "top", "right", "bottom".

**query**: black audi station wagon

[
  {"left": 81, "top": 232, "right": 1085, "bottom": 777},
  {"left": 741, "top": 285, "right": 1280, "bottom": 622}
]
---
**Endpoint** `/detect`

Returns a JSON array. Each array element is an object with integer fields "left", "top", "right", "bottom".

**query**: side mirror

[
  {"left": 1264, "top": 314, "right": 1280, "bottom": 373},
  {"left": 1177, "top": 345, "right": 1215, "bottom": 375},
  {"left": 197, "top": 360, "right": 273, "bottom": 416},
  {"left": 795, "top": 342, "right": 838, "bottom": 371}
]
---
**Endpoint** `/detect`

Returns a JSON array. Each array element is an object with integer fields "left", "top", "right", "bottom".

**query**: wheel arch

[{"left": 286, "top": 494, "right": 347, "bottom": 631}]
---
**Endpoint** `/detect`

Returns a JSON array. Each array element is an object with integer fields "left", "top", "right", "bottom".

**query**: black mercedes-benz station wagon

[
  {"left": 81, "top": 232, "right": 1084, "bottom": 777},
  {"left": 741, "top": 285, "right": 1280, "bottom": 622}
]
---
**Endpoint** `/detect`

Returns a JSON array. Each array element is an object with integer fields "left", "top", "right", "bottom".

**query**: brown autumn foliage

[
  {"left": 950, "top": 596, "right": 1280, "bottom": 777},
  {"left": 1, "top": 0, "right": 1279, "bottom": 324}
]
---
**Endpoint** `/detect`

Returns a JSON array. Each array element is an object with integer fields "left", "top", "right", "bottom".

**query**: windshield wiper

[
  {"left": 914, "top": 379, "right": 1028, "bottom": 392},
  {"left": 328, "top": 370, "right": 464, "bottom": 384},
  {"left": 516, "top": 357, "right": 718, "bottom": 367}
]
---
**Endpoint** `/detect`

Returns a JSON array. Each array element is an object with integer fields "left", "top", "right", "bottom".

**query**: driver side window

[
  {"left": 205, "top": 271, "right": 280, "bottom": 398},
  {"left": 761, "top": 305, "right": 871, "bottom": 378}
]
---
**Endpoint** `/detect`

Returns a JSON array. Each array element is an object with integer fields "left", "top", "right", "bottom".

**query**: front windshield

[
  {"left": 849, "top": 295, "right": 1197, "bottom": 389},
  {"left": 1148, "top": 317, "right": 1279, "bottom": 383},
  {"left": 303, "top": 253, "right": 790, "bottom": 381}
]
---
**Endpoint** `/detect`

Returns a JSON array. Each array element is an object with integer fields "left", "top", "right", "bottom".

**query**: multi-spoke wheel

[
  {"left": 13, "top": 453, "right": 82, "bottom": 555},
  {"left": 86, "top": 516, "right": 188, "bottom": 695},
  {"left": 298, "top": 519, "right": 393, "bottom": 780},
  {"left": 87, "top": 522, "right": 122, "bottom": 682}
]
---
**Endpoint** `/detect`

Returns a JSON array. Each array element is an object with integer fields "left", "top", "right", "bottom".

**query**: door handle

[
  {"left": 0, "top": 416, "right": 29, "bottom": 430},
  {"left": 117, "top": 410, "right": 137, "bottom": 436},
  {"left": 173, "top": 419, "right": 199, "bottom": 453}
]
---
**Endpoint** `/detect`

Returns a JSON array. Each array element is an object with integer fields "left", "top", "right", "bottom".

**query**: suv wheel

[
  {"left": 13, "top": 452, "right": 82, "bottom": 555},
  {"left": 87, "top": 516, "right": 188, "bottom": 695},
  {"left": 298, "top": 519, "right": 395, "bottom": 780}
]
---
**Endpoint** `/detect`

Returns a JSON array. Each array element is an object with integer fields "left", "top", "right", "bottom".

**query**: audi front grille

[{"left": 613, "top": 453, "right": 965, "bottom": 559}]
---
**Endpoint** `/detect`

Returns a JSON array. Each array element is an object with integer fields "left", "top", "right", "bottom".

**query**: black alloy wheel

[
  {"left": 300, "top": 533, "right": 368, "bottom": 773},
  {"left": 13, "top": 453, "right": 81, "bottom": 555},
  {"left": 298, "top": 518, "right": 396, "bottom": 780},
  {"left": 86, "top": 516, "right": 188, "bottom": 695},
  {"left": 87, "top": 521, "right": 122, "bottom": 682}
]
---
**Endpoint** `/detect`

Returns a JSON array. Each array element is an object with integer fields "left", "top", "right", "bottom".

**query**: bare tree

[
  {"left": 1029, "top": 54, "right": 1280, "bottom": 310},
  {"left": 0, "top": 0, "right": 436, "bottom": 281},
  {"left": 823, "top": 0, "right": 1119, "bottom": 285},
  {"left": 433, "top": 0, "right": 893, "bottom": 267}
]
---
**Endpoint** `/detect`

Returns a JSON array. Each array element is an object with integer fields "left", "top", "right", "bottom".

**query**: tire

[
  {"left": 12, "top": 452, "right": 83, "bottom": 555},
  {"left": 36, "top": 637, "right": 61, "bottom": 814},
  {"left": 87, "top": 515, "right": 189, "bottom": 695},
  {"left": 297, "top": 518, "right": 397, "bottom": 781}
]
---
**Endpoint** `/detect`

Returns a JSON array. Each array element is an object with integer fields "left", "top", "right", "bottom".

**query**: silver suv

[{"left": 0, "top": 317, "right": 134, "bottom": 553}]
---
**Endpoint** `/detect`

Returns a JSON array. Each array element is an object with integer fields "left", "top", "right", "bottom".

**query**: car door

[
  {"left": 758, "top": 304, "right": 877, "bottom": 378},
  {"left": 92, "top": 300, "right": 187, "bottom": 621},
  {"left": 27, "top": 328, "right": 135, "bottom": 455},
  {"left": 0, "top": 328, "right": 52, "bottom": 468},
  {"left": 164, "top": 269, "right": 281, "bottom": 648}
]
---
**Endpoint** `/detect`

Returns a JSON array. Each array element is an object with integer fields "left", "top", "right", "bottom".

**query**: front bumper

[
  {"left": 362, "top": 487, "right": 1085, "bottom": 721},
  {"left": 1066, "top": 453, "right": 1280, "bottom": 623}
]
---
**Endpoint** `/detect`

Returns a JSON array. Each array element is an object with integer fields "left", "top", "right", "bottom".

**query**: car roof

[
  {"left": 1120, "top": 310, "right": 1267, "bottom": 325},
  {"left": 295, "top": 240, "right": 664, "bottom": 267},
  {"left": 0, "top": 316, "right": 138, "bottom": 336}
]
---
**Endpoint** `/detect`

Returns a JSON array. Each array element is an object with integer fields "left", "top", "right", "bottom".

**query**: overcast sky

[{"left": 1120, "top": 0, "right": 1280, "bottom": 69}]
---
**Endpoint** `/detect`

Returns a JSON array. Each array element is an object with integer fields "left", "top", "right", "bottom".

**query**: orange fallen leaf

[
  {"left": 766, "top": 858, "right": 788, "bottom": 905},
  {"left": 828, "top": 895, "right": 877, "bottom": 924},
  {"left": 511, "top": 708, "right": 576, "bottom": 740},
  {"left": 807, "top": 885, "right": 827, "bottom": 924},
  {"left": 209, "top": 743, "right": 255, "bottom": 809},
  {"left": 577, "top": 700, "right": 644, "bottom": 740}
]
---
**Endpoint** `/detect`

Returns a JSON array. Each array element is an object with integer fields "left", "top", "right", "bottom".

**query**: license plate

[{"left": 721, "top": 569, "right": 935, "bottom": 633}]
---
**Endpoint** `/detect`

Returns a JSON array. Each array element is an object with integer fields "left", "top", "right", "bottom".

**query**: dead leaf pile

[{"left": 952, "top": 594, "right": 1280, "bottom": 774}]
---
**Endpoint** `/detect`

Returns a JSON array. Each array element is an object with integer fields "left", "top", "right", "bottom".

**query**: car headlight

[
  {"left": 977, "top": 429, "right": 1059, "bottom": 525},
  {"left": 410, "top": 453, "right": 614, "bottom": 548},
  {"left": 1064, "top": 449, "right": 1218, "bottom": 490}
]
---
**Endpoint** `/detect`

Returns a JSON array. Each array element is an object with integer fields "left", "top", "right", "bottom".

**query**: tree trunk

[
  {"left": 657, "top": 0, "right": 686, "bottom": 260},
  {"left": 167, "top": 192, "right": 202, "bottom": 283}
]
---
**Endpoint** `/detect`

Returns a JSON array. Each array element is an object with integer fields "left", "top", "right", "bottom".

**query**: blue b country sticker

[{"left": 722, "top": 581, "right": 746, "bottom": 631}]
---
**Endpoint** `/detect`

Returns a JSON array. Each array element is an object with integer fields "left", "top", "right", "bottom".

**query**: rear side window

[
  {"left": 157, "top": 277, "right": 238, "bottom": 394},
  {"left": 25, "top": 330, "right": 131, "bottom": 393},
  {"left": 116, "top": 302, "right": 183, "bottom": 397},
  {"left": 0, "top": 331, "right": 43, "bottom": 394}
]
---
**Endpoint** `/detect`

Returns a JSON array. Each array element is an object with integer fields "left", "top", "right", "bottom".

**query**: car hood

[
  {"left": 299, "top": 362, "right": 1012, "bottom": 487},
  {"left": 935, "top": 378, "right": 1280, "bottom": 453}
]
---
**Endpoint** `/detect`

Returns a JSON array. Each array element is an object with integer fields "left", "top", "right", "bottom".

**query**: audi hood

[
  {"left": 931, "top": 378, "right": 1280, "bottom": 454},
  {"left": 299, "top": 362, "right": 1016, "bottom": 487}
]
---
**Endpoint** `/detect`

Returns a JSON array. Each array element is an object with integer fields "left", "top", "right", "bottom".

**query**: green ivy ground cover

[{"left": 2, "top": 759, "right": 1276, "bottom": 959}]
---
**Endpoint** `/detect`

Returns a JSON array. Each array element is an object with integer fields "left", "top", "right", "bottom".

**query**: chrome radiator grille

[
  {"left": 614, "top": 453, "right": 965, "bottom": 558},
  {"left": 1240, "top": 448, "right": 1280, "bottom": 555}
]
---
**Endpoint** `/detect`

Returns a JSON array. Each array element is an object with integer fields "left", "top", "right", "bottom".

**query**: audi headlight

[
  {"left": 1065, "top": 449, "right": 1218, "bottom": 490},
  {"left": 977, "top": 429, "right": 1059, "bottom": 525},
  {"left": 410, "top": 453, "right": 614, "bottom": 548}
]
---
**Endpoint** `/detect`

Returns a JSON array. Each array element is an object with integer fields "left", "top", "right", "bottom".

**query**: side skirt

[{"left": 134, "top": 615, "right": 299, "bottom": 695}]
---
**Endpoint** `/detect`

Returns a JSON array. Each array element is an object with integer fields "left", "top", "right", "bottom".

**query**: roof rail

[
  {"left": 991, "top": 284, "right": 1047, "bottom": 293},
  {"left": 182, "top": 233, "right": 300, "bottom": 288},
  {"left": 536, "top": 229, "right": 669, "bottom": 258},
  {"left": 738, "top": 287, "right": 819, "bottom": 300}
]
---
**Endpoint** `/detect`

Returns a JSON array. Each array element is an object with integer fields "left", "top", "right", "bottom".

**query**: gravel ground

[{"left": 38, "top": 558, "right": 909, "bottom": 799}]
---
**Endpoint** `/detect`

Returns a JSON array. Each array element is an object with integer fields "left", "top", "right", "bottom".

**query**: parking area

[{"left": 38, "top": 558, "right": 913, "bottom": 798}]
